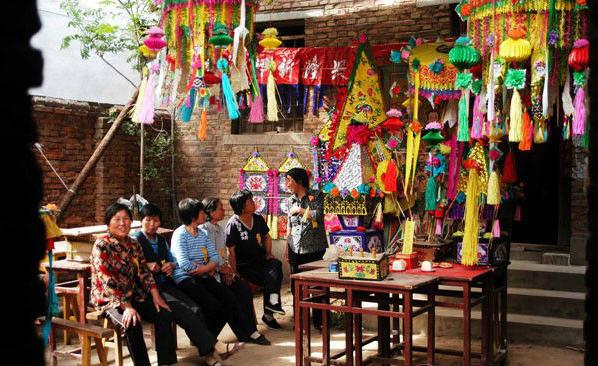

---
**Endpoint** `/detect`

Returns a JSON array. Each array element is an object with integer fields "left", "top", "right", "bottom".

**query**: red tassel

[
  {"left": 518, "top": 111, "right": 533, "bottom": 151},
  {"left": 502, "top": 151, "right": 518, "bottom": 184},
  {"left": 198, "top": 109, "right": 208, "bottom": 141},
  {"left": 381, "top": 159, "right": 398, "bottom": 192}
]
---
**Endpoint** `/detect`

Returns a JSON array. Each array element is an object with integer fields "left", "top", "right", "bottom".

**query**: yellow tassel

[
  {"left": 509, "top": 89, "right": 523, "bottom": 142},
  {"left": 462, "top": 169, "right": 481, "bottom": 266},
  {"left": 411, "top": 130, "right": 421, "bottom": 194},
  {"left": 198, "top": 109, "right": 208, "bottom": 141},
  {"left": 402, "top": 219, "right": 415, "bottom": 255},
  {"left": 266, "top": 214, "right": 272, "bottom": 234},
  {"left": 404, "top": 128, "right": 414, "bottom": 195},
  {"left": 270, "top": 215, "right": 279, "bottom": 240},
  {"left": 374, "top": 202, "right": 383, "bottom": 224},
  {"left": 486, "top": 170, "right": 501, "bottom": 205},
  {"left": 267, "top": 61, "right": 278, "bottom": 122}
]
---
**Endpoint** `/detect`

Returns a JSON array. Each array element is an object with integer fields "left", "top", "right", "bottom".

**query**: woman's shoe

[
  {"left": 262, "top": 315, "right": 283, "bottom": 330},
  {"left": 218, "top": 342, "right": 243, "bottom": 360},
  {"left": 246, "top": 333, "right": 271, "bottom": 345},
  {"left": 201, "top": 353, "right": 224, "bottom": 366}
]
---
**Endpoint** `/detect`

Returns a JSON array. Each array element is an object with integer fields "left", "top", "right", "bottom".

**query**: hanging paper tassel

[
  {"left": 249, "top": 93, "right": 264, "bottom": 123},
  {"left": 457, "top": 89, "right": 470, "bottom": 142},
  {"left": 435, "top": 219, "right": 443, "bottom": 236},
  {"left": 373, "top": 202, "right": 383, "bottom": 230},
  {"left": 178, "top": 87, "right": 196, "bottom": 123},
  {"left": 492, "top": 219, "right": 501, "bottom": 238},
  {"left": 198, "top": 108, "right": 208, "bottom": 141},
  {"left": 238, "top": 169, "right": 245, "bottom": 191},
  {"left": 267, "top": 61, "right": 279, "bottom": 122},
  {"left": 562, "top": 72, "right": 575, "bottom": 116},
  {"left": 132, "top": 72, "right": 148, "bottom": 123},
  {"left": 139, "top": 63, "right": 159, "bottom": 124},
  {"left": 270, "top": 169, "right": 280, "bottom": 239},
  {"left": 486, "top": 170, "right": 501, "bottom": 205},
  {"left": 216, "top": 59, "right": 240, "bottom": 120},
  {"left": 447, "top": 134, "right": 461, "bottom": 200},
  {"left": 270, "top": 215, "right": 279, "bottom": 240},
  {"left": 518, "top": 111, "right": 533, "bottom": 151},
  {"left": 311, "top": 85, "right": 320, "bottom": 115},
  {"left": 470, "top": 94, "right": 483, "bottom": 139},
  {"left": 508, "top": 89, "right": 523, "bottom": 142},
  {"left": 462, "top": 169, "right": 481, "bottom": 266},
  {"left": 425, "top": 176, "right": 438, "bottom": 211},
  {"left": 572, "top": 87, "right": 586, "bottom": 136},
  {"left": 487, "top": 53, "right": 496, "bottom": 123},
  {"left": 402, "top": 219, "right": 415, "bottom": 254},
  {"left": 502, "top": 151, "right": 518, "bottom": 184}
]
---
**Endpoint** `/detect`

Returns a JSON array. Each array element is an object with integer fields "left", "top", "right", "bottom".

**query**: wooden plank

[{"left": 52, "top": 318, "right": 113, "bottom": 338}]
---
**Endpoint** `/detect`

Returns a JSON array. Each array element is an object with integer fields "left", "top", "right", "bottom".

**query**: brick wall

[
  {"left": 34, "top": 97, "right": 173, "bottom": 227},
  {"left": 259, "top": 0, "right": 455, "bottom": 46}
]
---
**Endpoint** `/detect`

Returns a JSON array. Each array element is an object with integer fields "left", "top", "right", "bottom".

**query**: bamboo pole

[{"left": 56, "top": 88, "right": 139, "bottom": 222}]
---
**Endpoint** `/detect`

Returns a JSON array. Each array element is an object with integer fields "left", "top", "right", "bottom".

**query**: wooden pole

[{"left": 56, "top": 88, "right": 139, "bottom": 222}]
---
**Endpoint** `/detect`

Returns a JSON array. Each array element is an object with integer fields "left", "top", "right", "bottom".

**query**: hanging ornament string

[{"left": 34, "top": 143, "right": 74, "bottom": 193}]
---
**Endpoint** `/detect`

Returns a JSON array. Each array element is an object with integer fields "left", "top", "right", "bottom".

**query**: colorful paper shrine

[{"left": 238, "top": 150, "right": 270, "bottom": 215}]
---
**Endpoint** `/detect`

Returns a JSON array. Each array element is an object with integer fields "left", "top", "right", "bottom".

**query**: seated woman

[
  {"left": 200, "top": 198, "right": 272, "bottom": 329},
  {"left": 132, "top": 203, "right": 241, "bottom": 365},
  {"left": 170, "top": 198, "right": 270, "bottom": 346},
  {"left": 225, "top": 190, "right": 285, "bottom": 327},
  {"left": 90, "top": 203, "right": 176, "bottom": 366}
]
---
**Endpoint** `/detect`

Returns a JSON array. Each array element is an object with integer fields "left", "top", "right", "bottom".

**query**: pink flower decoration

[
  {"left": 415, "top": 37, "right": 423, "bottom": 46},
  {"left": 310, "top": 136, "right": 320, "bottom": 146},
  {"left": 401, "top": 50, "right": 411, "bottom": 60},
  {"left": 387, "top": 108, "right": 402, "bottom": 118},
  {"left": 359, "top": 33, "right": 367, "bottom": 44},
  {"left": 388, "top": 139, "right": 399, "bottom": 149}
]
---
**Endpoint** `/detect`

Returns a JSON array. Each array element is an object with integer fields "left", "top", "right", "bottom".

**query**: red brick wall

[
  {"left": 259, "top": 0, "right": 455, "bottom": 46},
  {"left": 33, "top": 97, "right": 172, "bottom": 228}
]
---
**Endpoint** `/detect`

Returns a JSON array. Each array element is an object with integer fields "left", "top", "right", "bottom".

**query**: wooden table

[
  {"left": 292, "top": 270, "right": 437, "bottom": 366},
  {"left": 405, "top": 264, "right": 496, "bottom": 366},
  {"left": 42, "top": 259, "right": 92, "bottom": 324}
]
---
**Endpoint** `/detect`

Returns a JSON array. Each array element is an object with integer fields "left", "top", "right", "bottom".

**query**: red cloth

[
  {"left": 256, "top": 49, "right": 301, "bottom": 85},
  {"left": 321, "top": 47, "right": 356, "bottom": 85},
  {"left": 300, "top": 48, "right": 326, "bottom": 86},
  {"left": 405, "top": 263, "right": 491, "bottom": 281}
]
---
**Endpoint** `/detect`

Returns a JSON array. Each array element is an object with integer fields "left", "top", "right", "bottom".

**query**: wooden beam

[{"left": 56, "top": 88, "right": 139, "bottom": 223}]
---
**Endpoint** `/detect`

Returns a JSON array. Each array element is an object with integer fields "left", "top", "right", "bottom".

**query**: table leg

[
  {"left": 481, "top": 276, "right": 491, "bottom": 366},
  {"left": 427, "top": 286, "right": 435, "bottom": 366},
  {"left": 403, "top": 292, "right": 412, "bottom": 366},
  {"left": 377, "top": 293, "right": 391, "bottom": 361},
  {"left": 392, "top": 294, "right": 400, "bottom": 348},
  {"left": 295, "top": 281, "right": 303, "bottom": 366},
  {"left": 354, "top": 294, "right": 362, "bottom": 366},
  {"left": 463, "top": 283, "right": 471, "bottom": 366},
  {"left": 322, "top": 288, "right": 330, "bottom": 366},
  {"left": 500, "top": 273, "right": 508, "bottom": 353},
  {"left": 77, "top": 273, "right": 87, "bottom": 324},
  {"left": 303, "top": 284, "right": 311, "bottom": 364},
  {"left": 345, "top": 289, "right": 354, "bottom": 366}
]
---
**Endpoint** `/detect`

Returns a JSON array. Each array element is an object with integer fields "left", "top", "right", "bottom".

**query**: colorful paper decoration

[
  {"left": 407, "top": 40, "right": 460, "bottom": 101},
  {"left": 239, "top": 150, "right": 270, "bottom": 215},
  {"left": 329, "top": 39, "right": 386, "bottom": 154}
]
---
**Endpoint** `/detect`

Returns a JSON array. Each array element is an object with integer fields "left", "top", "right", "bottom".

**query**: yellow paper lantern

[
  {"left": 499, "top": 28, "right": 532, "bottom": 63},
  {"left": 259, "top": 27, "right": 282, "bottom": 49}
]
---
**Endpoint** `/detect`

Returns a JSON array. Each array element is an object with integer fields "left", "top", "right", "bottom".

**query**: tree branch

[{"left": 99, "top": 54, "right": 137, "bottom": 87}]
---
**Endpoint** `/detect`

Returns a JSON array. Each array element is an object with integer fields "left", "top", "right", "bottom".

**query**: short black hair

[
  {"left": 229, "top": 190, "right": 253, "bottom": 215},
  {"left": 140, "top": 203, "right": 162, "bottom": 221},
  {"left": 104, "top": 203, "right": 132, "bottom": 226},
  {"left": 178, "top": 198, "right": 204, "bottom": 225},
  {"left": 286, "top": 167, "right": 310, "bottom": 189},
  {"left": 202, "top": 197, "right": 221, "bottom": 221}
]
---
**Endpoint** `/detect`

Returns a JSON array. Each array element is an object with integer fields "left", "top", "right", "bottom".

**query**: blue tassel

[
  {"left": 312, "top": 85, "right": 320, "bottom": 115},
  {"left": 178, "top": 88, "right": 196, "bottom": 123},
  {"left": 317, "top": 85, "right": 326, "bottom": 110},
  {"left": 303, "top": 86, "right": 309, "bottom": 115},
  {"left": 294, "top": 84, "right": 300, "bottom": 108},
  {"left": 42, "top": 251, "right": 61, "bottom": 345},
  {"left": 217, "top": 58, "right": 240, "bottom": 120}
]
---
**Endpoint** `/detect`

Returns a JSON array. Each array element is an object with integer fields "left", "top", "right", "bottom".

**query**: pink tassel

[
  {"left": 470, "top": 95, "right": 483, "bottom": 139},
  {"left": 435, "top": 219, "right": 442, "bottom": 236},
  {"left": 572, "top": 87, "right": 586, "bottom": 135},
  {"left": 217, "top": 97, "right": 222, "bottom": 113},
  {"left": 492, "top": 219, "right": 501, "bottom": 238},
  {"left": 447, "top": 134, "right": 462, "bottom": 200},
  {"left": 238, "top": 169, "right": 245, "bottom": 191},
  {"left": 139, "top": 70, "right": 157, "bottom": 124},
  {"left": 249, "top": 93, "right": 264, "bottom": 123}
]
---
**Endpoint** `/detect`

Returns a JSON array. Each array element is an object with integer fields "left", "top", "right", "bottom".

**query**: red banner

[
  {"left": 299, "top": 48, "right": 326, "bottom": 86},
  {"left": 321, "top": 47, "right": 355, "bottom": 86},
  {"left": 255, "top": 49, "right": 300, "bottom": 85}
]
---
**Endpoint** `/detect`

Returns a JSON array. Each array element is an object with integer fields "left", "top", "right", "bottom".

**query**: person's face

[
  {"left": 109, "top": 210, "right": 132, "bottom": 240},
  {"left": 141, "top": 215, "right": 160, "bottom": 236},
  {"left": 211, "top": 202, "right": 225, "bottom": 221},
  {"left": 286, "top": 175, "right": 300, "bottom": 194},
  {"left": 243, "top": 197, "right": 256, "bottom": 214},
  {"left": 196, "top": 210, "right": 207, "bottom": 225}
]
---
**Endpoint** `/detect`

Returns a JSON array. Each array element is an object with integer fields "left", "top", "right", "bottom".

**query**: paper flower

[
  {"left": 390, "top": 50, "right": 402, "bottom": 64},
  {"left": 429, "top": 59, "right": 445, "bottom": 74},
  {"left": 310, "top": 136, "right": 320, "bottom": 146},
  {"left": 548, "top": 30, "right": 559, "bottom": 47}
]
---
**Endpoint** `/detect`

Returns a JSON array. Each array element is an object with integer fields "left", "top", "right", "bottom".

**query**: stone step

[
  {"left": 507, "top": 288, "right": 585, "bottom": 319},
  {"left": 508, "top": 260, "right": 586, "bottom": 292}
]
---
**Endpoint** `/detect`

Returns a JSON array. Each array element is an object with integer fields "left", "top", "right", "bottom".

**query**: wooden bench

[
  {"left": 85, "top": 311, "right": 124, "bottom": 366},
  {"left": 49, "top": 317, "right": 113, "bottom": 366}
]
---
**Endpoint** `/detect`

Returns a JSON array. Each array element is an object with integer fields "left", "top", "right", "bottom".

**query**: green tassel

[
  {"left": 425, "top": 176, "right": 438, "bottom": 211},
  {"left": 457, "top": 91, "right": 470, "bottom": 142}
]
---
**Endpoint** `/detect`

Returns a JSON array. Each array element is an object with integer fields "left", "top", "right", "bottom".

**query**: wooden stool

[
  {"left": 86, "top": 311, "right": 124, "bottom": 366},
  {"left": 49, "top": 317, "right": 113, "bottom": 366}
]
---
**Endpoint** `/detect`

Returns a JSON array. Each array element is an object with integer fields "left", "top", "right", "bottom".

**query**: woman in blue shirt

[{"left": 170, "top": 198, "right": 270, "bottom": 346}]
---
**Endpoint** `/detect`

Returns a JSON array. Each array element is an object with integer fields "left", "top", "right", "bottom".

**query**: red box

[{"left": 390, "top": 253, "right": 419, "bottom": 270}]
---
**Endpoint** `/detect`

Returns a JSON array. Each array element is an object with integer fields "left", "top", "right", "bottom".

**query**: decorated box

[
  {"left": 456, "top": 236, "right": 510, "bottom": 266},
  {"left": 330, "top": 229, "right": 383, "bottom": 253},
  {"left": 338, "top": 253, "right": 389, "bottom": 281}
]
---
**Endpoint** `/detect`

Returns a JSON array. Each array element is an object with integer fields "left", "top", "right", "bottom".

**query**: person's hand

[
  {"left": 147, "top": 262, "right": 160, "bottom": 273},
  {"left": 152, "top": 294, "right": 171, "bottom": 313},
  {"left": 121, "top": 305, "right": 141, "bottom": 328},
  {"left": 161, "top": 262, "right": 175, "bottom": 276},
  {"left": 289, "top": 206, "right": 303, "bottom": 216},
  {"left": 190, "top": 263, "right": 207, "bottom": 276}
]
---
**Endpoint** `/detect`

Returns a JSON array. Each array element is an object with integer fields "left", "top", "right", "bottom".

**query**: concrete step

[
  {"left": 507, "top": 288, "right": 585, "bottom": 320},
  {"left": 508, "top": 260, "right": 586, "bottom": 292}
]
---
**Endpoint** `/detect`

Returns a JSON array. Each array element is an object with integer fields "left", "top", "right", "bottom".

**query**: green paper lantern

[
  {"left": 423, "top": 130, "right": 444, "bottom": 146},
  {"left": 449, "top": 36, "right": 480, "bottom": 71}
]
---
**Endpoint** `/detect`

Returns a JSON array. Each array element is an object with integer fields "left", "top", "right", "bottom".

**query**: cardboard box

[{"left": 338, "top": 253, "right": 389, "bottom": 281}]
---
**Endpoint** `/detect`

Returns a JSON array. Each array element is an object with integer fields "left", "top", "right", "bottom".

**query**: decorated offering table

[{"left": 291, "top": 270, "right": 437, "bottom": 366}]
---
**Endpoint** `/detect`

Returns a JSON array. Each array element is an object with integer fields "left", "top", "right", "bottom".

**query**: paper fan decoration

[{"left": 408, "top": 40, "right": 460, "bottom": 101}]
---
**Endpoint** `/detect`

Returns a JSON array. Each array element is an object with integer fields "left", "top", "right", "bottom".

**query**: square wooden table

[{"left": 291, "top": 270, "right": 438, "bottom": 366}]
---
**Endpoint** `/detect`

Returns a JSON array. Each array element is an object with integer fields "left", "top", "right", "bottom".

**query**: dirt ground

[{"left": 47, "top": 286, "right": 584, "bottom": 366}]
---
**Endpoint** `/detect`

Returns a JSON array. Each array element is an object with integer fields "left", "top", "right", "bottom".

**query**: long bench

[{"left": 49, "top": 317, "right": 113, "bottom": 366}]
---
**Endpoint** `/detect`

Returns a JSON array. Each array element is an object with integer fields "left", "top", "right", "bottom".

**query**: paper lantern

[
  {"left": 499, "top": 28, "right": 532, "bottom": 63},
  {"left": 259, "top": 27, "right": 282, "bottom": 49},
  {"left": 422, "top": 121, "right": 444, "bottom": 146},
  {"left": 568, "top": 39, "right": 590, "bottom": 71},
  {"left": 448, "top": 36, "right": 480, "bottom": 70},
  {"left": 209, "top": 22, "right": 233, "bottom": 48},
  {"left": 143, "top": 26, "right": 167, "bottom": 51}
]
